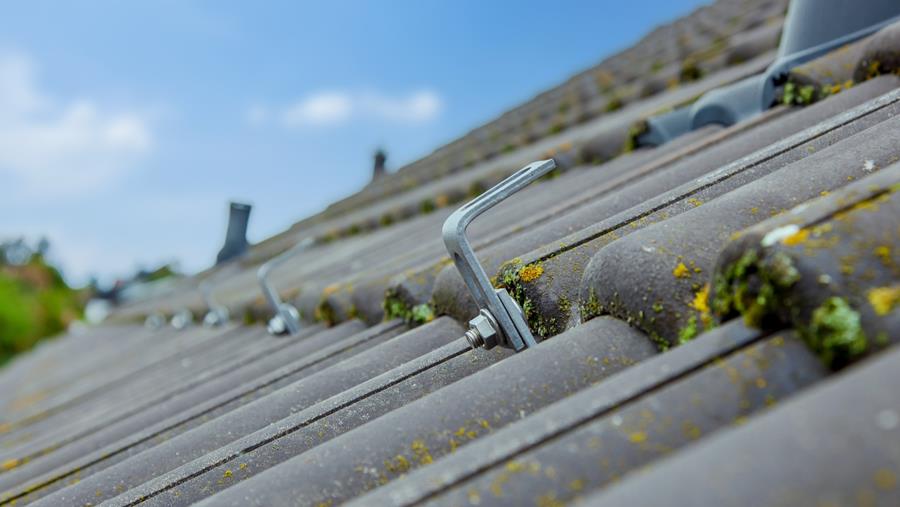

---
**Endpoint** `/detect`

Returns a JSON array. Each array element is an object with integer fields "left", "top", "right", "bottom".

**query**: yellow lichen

[
  {"left": 874, "top": 468, "right": 897, "bottom": 491},
  {"left": 867, "top": 286, "right": 900, "bottom": 316},
  {"left": 782, "top": 228, "right": 810, "bottom": 246},
  {"left": 223, "top": 469, "right": 232, "bottom": 479},
  {"left": 875, "top": 245, "right": 892, "bottom": 266},
  {"left": 672, "top": 262, "right": 691, "bottom": 278},
  {"left": 518, "top": 263, "right": 544, "bottom": 283},
  {"left": 628, "top": 431, "right": 647, "bottom": 443},
  {"left": 690, "top": 284, "right": 710, "bottom": 314},
  {"left": 384, "top": 454, "right": 410, "bottom": 474},
  {"left": 411, "top": 440, "right": 433, "bottom": 465},
  {"left": 1, "top": 458, "right": 19, "bottom": 471}
]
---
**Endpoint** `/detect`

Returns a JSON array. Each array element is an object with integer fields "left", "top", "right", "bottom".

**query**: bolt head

[
  {"left": 267, "top": 315, "right": 286, "bottom": 335},
  {"left": 468, "top": 310, "right": 499, "bottom": 349}
]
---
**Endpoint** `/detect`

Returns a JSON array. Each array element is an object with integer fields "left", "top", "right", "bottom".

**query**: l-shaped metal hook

[
  {"left": 442, "top": 159, "right": 556, "bottom": 351},
  {"left": 257, "top": 237, "right": 313, "bottom": 335}
]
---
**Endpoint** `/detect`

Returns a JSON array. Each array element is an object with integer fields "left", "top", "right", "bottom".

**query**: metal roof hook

[
  {"left": 442, "top": 159, "right": 556, "bottom": 352},
  {"left": 257, "top": 237, "right": 314, "bottom": 336},
  {"left": 200, "top": 278, "right": 230, "bottom": 328}
]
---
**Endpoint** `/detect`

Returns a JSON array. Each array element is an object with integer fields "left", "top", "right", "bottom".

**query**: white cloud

[
  {"left": 0, "top": 50, "right": 153, "bottom": 200},
  {"left": 360, "top": 90, "right": 443, "bottom": 122},
  {"left": 259, "top": 89, "right": 443, "bottom": 128},
  {"left": 282, "top": 91, "right": 353, "bottom": 126}
]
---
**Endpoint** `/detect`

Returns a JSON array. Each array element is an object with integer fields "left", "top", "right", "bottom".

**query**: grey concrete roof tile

[
  {"left": 434, "top": 76, "right": 900, "bottom": 336},
  {"left": 713, "top": 161, "right": 900, "bottom": 368},
  {"left": 343, "top": 319, "right": 765, "bottom": 507},
  {"left": 27, "top": 318, "right": 463, "bottom": 506},
  {"left": 6, "top": 3, "right": 898, "bottom": 506},
  {"left": 1, "top": 325, "right": 258, "bottom": 456},
  {"left": 106, "top": 339, "right": 512, "bottom": 506},
  {"left": 0, "top": 320, "right": 380, "bottom": 504},
  {"left": 183, "top": 317, "right": 654, "bottom": 507},
  {"left": 581, "top": 339, "right": 900, "bottom": 507},
  {"left": 357, "top": 328, "right": 827, "bottom": 507},
  {"left": 581, "top": 109, "right": 900, "bottom": 345}
]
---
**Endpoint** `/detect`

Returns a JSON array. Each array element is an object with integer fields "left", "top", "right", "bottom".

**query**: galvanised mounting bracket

[
  {"left": 442, "top": 159, "right": 556, "bottom": 351},
  {"left": 257, "top": 237, "right": 314, "bottom": 336}
]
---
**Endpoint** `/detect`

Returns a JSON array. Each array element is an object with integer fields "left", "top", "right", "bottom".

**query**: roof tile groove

[
  {"left": 3, "top": 3, "right": 899, "bottom": 506},
  {"left": 583, "top": 341, "right": 900, "bottom": 506},
  {"left": 713, "top": 162, "right": 900, "bottom": 368},
  {"left": 581, "top": 109, "right": 900, "bottom": 346},
  {"left": 27, "top": 319, "right": 463, "bottom": 506},
  {"left": 184, "top": 317, "right": 654, "bottom": 507}
]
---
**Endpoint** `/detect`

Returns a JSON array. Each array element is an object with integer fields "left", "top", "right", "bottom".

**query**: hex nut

[{"left": 468, "top": 310, "right": 500, "bottom": 349}]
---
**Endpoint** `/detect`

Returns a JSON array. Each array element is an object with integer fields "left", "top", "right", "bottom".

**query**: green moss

[
  {"left": 803, "top": 297, "right": 867, "bottom": 369},
  {"left": 548, "top": 121, "right": 565, "bottom": 135},
  {"left": 558, "top": 295, "right": 571, "bottom": 318},
  {"left": 502, "top": 143, "right": 516, "bottom": 154},
  {"left": 781, "top": 82, "right": 818, "bottom": 106},
  {"left": 623, "top": 120, "right": 649, "bottom": 153},
  {"left": 379, "top": 213, "right": 395, "bottom": 227},
  {"left": 420, "top": 199, "right": 436, "bottom": 214},
  {"left": 605, "top": 96, "right": 623, "bottom": 113},
  {"left": 467, "top": 181, "right": 486, "bottom": 199},
  {"left": 679, "top": 60, "right": 704, "bottom": 83},
  {"left": 493, "top": 258, "right": 556, "bottom": 337},
  {"left": 382, "top": 289, "right": 435, "bottom": 327},
  {"left": 314, "top": 300, "right": 338, "bottom": 326},
  {"left": 678, "top": 315, "right": 698, "bottom": 344},
  {"left": 713, "top": 249, "right": 802, "bottom": 329},
  {"left": 580, "top": 288, "right": 603, "bottom": 322}
]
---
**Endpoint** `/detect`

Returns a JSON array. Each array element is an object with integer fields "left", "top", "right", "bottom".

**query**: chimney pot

[{"left": 216, "top": 201, "right": 251, "bottom": 265}]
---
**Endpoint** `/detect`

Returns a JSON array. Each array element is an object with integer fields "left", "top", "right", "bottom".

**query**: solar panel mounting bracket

[
  {"left": 442, "top": 159, "right": 556, "bottom": 351},
  {"left": 258, "top": 237, "right": 314, "bottom": 335}
]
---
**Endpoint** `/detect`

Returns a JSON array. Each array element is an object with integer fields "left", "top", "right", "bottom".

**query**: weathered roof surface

[{"left": 2, "top": 1, "right": 899, "bottom": 506}]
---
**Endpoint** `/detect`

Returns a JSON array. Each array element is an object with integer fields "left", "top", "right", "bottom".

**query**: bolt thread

[{"left": 465, "top": 329, "right": 485, "bottom": 349}]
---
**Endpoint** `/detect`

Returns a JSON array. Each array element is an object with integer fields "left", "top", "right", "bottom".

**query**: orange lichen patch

[
  {"left": 435, "top": 194, "right": 450, "bottom": 208},
  {"left": 1, "top": 458, "right": 20, "bottom": 471},
  {"left": 0, "top": 423, "right": 10, "bottom": 434},
  {"left": 672, "top": 262, "right": 691, "bottom": 278},
  {"left": 321, "top": 284, "right": 341, "bottom": 297},
  {"left": 867, "top": 286, "right": 900, "bottom": 316},
  {"left": 518, "top": 263, "right": 544, "bottom": 283},
  {"left": 782, "top": 228, "right": 810, "bottom": 246}
]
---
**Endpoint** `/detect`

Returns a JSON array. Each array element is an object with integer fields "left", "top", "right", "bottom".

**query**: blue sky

[{"left": 0, "top": 0, "right": 706, "bottom": 286}]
